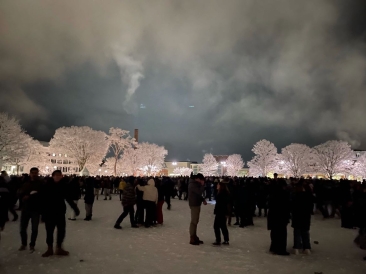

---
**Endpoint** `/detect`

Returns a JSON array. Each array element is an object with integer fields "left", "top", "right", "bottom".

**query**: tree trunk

[{"left": 114, "top": 158, "right": 117, "bottom": 176}]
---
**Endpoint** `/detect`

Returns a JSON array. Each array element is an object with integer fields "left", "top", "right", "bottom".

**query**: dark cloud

[{"left": 0, "top": 0, "right": 365, "bottom": 162}]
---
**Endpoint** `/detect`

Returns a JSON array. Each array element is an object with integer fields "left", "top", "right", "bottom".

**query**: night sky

[{"left": 0, "top": 0, "right": 365, "bottom": 162}]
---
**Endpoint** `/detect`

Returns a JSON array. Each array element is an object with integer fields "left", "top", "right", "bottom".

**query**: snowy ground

[{"left": 0, "top": 196, "right": 365, "bottom": 274}]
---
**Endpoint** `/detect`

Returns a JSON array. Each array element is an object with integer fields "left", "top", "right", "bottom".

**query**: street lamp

[{"left": 172, "top": 162, "right": 177, "bottom": 166}]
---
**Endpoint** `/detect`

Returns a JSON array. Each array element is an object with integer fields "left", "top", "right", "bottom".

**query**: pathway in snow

[{"left": 0, "top": 196, "right": 365, "bottom": 274}]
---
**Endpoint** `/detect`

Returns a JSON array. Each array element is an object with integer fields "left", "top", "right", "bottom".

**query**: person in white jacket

[{"left": 137, "top": 179, "right": 158, "bottom": 228}]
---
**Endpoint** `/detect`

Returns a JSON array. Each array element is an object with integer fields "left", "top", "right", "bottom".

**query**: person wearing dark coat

[
  {"left": 0, "top": 177, "right": 10, "bottom": 231},
  {"left": 6, "top": 177, "right": 19, "bottom": 221},
  {"left": 257, "top": 181, "right": 269, "bottom": 217},
  {"left": 156, "top": 179, "right": 165, "bottom": 225},
  {"left": 340, "top": 180, "right": 355, "bottom": 229},
  {"left": 68, "top": 177, "right": 81, "bottom": 221},
  {"left": 291, "top": 183, "right": 314, "bottom": 255},
  {"left": 212, "top": 179, "right": 230, "bottom": 245},
  {"left": 239, "top": 180, "right": 254, "bottom": 227},
  {"left": 162, "top": 177, "right": 173, "bottom": 210},
  {"left": 135, "top": 179, "right": 145, "bottom": 225},
  {"left": 18, "top": 167, "right": 43, "bottom": 252},
  {"left": 267, "top": 177, "right": 291, "bottom": 256},
  {"left": 114, "top": 177, "right": 138, "bottom": 229},
  {"left": 232, "top": 179, "right": 241, "bottom": 225},
  {"left": 84, "top": 177, "right": 95, "bottom": 221},
  {"left": 40, "top": 170, "right": 80, "bottom": 257}
]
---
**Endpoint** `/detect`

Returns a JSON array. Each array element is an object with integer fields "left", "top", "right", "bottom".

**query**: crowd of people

[{"left": 0, "top": 169, "right": 365, "bottom": 261}]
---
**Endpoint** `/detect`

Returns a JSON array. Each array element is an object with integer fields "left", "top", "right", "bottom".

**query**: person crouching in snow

[
  {"left": 137, "top": 178, "right": 158, "bottom": 228},
  {"left": 40, "top": 170, "right": 80, "bottom": 257},
  {"left": 212, "top": 178, "right": 231, "bottom": 246}
]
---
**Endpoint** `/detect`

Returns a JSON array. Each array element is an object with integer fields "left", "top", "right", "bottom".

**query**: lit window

[
  {"left": 59, "top": 154, "right": 62, "bottom": 157},
  {"left": 65, "top": 154, "right": 67, "bottom": 157},
  {"left": 52, "top": 153, "right": 56, "bottom": 157}
]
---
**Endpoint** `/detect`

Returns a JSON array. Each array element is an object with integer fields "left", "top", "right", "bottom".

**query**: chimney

[{"left": 134, "top": 129, "right": 139, "bottom": 143}]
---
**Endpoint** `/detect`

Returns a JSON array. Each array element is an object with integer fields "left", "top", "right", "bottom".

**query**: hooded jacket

[{"left": 137, "top": 179, "right": 158, "bottom": 203}]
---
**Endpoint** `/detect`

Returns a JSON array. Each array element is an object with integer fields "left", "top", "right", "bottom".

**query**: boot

[
  {"left": 294, "top": 249, "right": 300, "bottom": 255},
  {"left": 42, "top": 246, "right": 54, "bottom": 257},
  {"left": 189, "top": 236, "right": 199, "bottom": 245},
  {"left": 212, "top": 241, "right": 221, "bottom": 246},
  {"left": 304, "top": 249, "right": 311, "bottom": 255},
  {"left": 109, "top": 196, "right": 112, "bottom": 200},
  {"left": 19, "top": 245, "right": 27, "bottom": 251},
  {"left": 114, "top": 224, "right": 122, "bottom": 229},
  {"left": 84, "top": 216, "right": 91, "bottom": 221},
  {"left": 29, "top": 246, "right": 35, "bottom": 253},
  {"left": 222, "top": 241, "right": 229, "bottom": 245},
  {"left": 195, "top": 236, "right": 204, "bottom": 244},
  {"left": 55, "top": 247, "right": 69, "bottom": 256}
]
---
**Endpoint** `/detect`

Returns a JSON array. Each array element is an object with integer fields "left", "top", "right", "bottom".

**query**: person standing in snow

[
  {"left": 103, "top": 177, "right": 112, "bottom": 200},
  {"left": 267, "top": 176, "right": 291, "bottom": 256},
  {"left": 84, "top": 177, "right": 95, "bottom": 221},
  {"left": 135, "top": 178, "right": 145, "bottom": 226},
  {"left": 18, "top": 167, "right": 42, "bottom": 252},
  {"left": 188, "top": 173, "right": 207, "bottom": 245},
  {"left": 114, "top": 177, "right": 138, "bottom": 229},
  {"left": 155, "top": 178, "right": 165, "bottom": 225},
  {"left": 40, "top": 170, "right": 80, "bottom": 257},
  {"left": 118, "top": 178, "right": 126, "bottom": 201},
  {"left": 67, "top": 177, "right": 81, "bottom": 221},
  {"left": 212, "top": 179, "right": 230, "bottom": 246},
  {"left": 136, "top": 178, "right": 158, "bottom": 228},
  {"left": 0, "top": 177, "right": 10, "bottom": 234},
  {"left": 291, "top": 181, "right": 314, "bottom": 255}
]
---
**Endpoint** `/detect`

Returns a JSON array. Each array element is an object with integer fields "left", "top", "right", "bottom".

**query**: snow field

[{"left": 0, "top": 197, "right": 365, "bottom": 274}]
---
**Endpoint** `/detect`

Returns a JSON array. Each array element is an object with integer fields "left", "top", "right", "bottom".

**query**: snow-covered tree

[
  {"left": 248, "top": 139, "right": 278, "bottom": 177},
  {"left": 6, "top": 137, "right": 48, "bottom": 175},
  {"left": 248, "top": 165, "right": 262, "bottom": 177},
  {"left": 200, "top": 153, "right": 218, "bottom": 176},
  {"left": 280, "top": 143, "right": 313, "bottom": 178},
  {"left": 173, "top": 167, "right": 193, "bottom": 176},
  {"left": 49, "top": 126, "right": 109, "bottom": 171},
  {"left": 226, "top": 154, "right": 244, "bottom": 177},
  {"left": 0, "top": 113, "right": 30, "bottom": 167},
  {"left": 312, "top": 140, "right": 354, "bottom": 179},
  {"left": 138, "top": 142, "right": 168, "bottom": 176},
  {"left": 120, "top": 147, "right": 142, "bottom": 176},
  {"left": 354, "top": 153, "right": 366, "bottom": 179},
  {"left": 107, "top": 127, "right": 134, "bottom": 176}
]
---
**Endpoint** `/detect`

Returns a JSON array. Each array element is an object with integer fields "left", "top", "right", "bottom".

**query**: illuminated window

[
  {"left": 52, "top": 153, "right": 56, "bottom": 157},
  {"left": 59, "top": 154, "right": 62, "bottom": 157},
  {"left": 65, "top": 154, "right": 67, "bottom": 157},
  {"left": 57, "top": 160, "right": 62, "bottom": 164}
]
